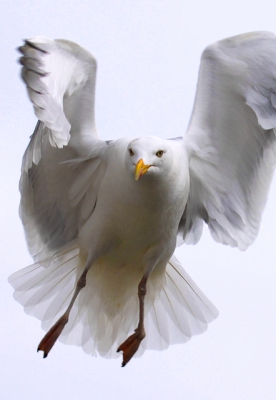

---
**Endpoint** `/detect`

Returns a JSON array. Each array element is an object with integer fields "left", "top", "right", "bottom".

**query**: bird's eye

[
  {"left": 156, "top": 150, "right": 164, "bottom": 157},
  {"left": 129, "top": 148, "right": 134, "bottom": 156}
]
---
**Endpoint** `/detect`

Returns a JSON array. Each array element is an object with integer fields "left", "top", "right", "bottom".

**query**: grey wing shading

[
  {"left": 19, "top": 37, "right": 108, "bottom": 262},
  {"left": 180, "top": 31, "right": 276, "bottom": 250}
]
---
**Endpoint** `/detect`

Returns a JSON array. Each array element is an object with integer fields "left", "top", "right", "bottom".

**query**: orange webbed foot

[
  {"left": 37, "top": 315, "right": 68, "bottom": 358},
  {"left": 117, "top": 328, "right": 146, "bottom": 367}
]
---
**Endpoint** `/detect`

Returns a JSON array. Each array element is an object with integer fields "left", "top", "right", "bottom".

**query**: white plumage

[{"left": 9, "top": 32, "right": 276, "bottom": 365}]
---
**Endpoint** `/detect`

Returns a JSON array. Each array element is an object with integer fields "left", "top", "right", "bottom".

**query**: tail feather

[
  {"left": 9, "top": 246, "right": 218, "bottom": 358},
  {"left": 137, "top": 256, "right": 218, "bottom": 356},
  {"left": 165, "top": 256, "right": 218, "bottom": 333},
  {"left": 9, "top": 244, "right": 79, "bottom": 325}
]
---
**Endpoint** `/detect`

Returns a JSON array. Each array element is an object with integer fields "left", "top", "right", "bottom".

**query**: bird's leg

[
  {"left": 117, "top": 275, "right": 148, "bottom": 367},
  {"left": 37, "top": 256, "right": 93, "bottom": 358}
]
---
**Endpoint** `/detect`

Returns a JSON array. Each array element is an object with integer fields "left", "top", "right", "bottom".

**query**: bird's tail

[{"left": 9, "top": 243, "right": 218, "bottom": 358}]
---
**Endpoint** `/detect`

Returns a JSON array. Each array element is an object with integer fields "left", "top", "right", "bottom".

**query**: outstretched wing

[
  {"left": 19, "top": 37, "right": 108, "bottom": 262},
  {"left": 180, "top": 31, "right": 276, "bottom": 250}
]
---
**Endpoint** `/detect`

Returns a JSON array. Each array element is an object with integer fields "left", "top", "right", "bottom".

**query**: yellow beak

[{"left": 135, "top": 159, "right": 151, "bottom": 181}]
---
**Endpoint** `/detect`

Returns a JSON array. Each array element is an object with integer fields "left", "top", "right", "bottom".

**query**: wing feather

[
  {"left": 181, "top": 32, "right": 276, "bottom": 249},
  {"left": 18, "top": 37, "right": 108, "bottom": 261}
]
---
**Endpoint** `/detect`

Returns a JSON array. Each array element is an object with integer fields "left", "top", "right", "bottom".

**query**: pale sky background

[{"left": 1, "top": 1, "right": 276, "bottom": 399}]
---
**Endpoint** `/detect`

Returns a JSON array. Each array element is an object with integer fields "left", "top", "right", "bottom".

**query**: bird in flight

[{"left": 9, "top": 32, "right": 276, "bottom": 367}]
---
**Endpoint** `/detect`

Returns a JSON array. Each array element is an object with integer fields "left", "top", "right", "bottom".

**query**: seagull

[{"left": 9, "top": 32, "right": 276, "bottom": 367}]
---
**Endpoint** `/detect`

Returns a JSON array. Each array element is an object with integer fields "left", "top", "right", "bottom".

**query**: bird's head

[{"left": 125, "top": 137, "right": 173, "bottom": 181}]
